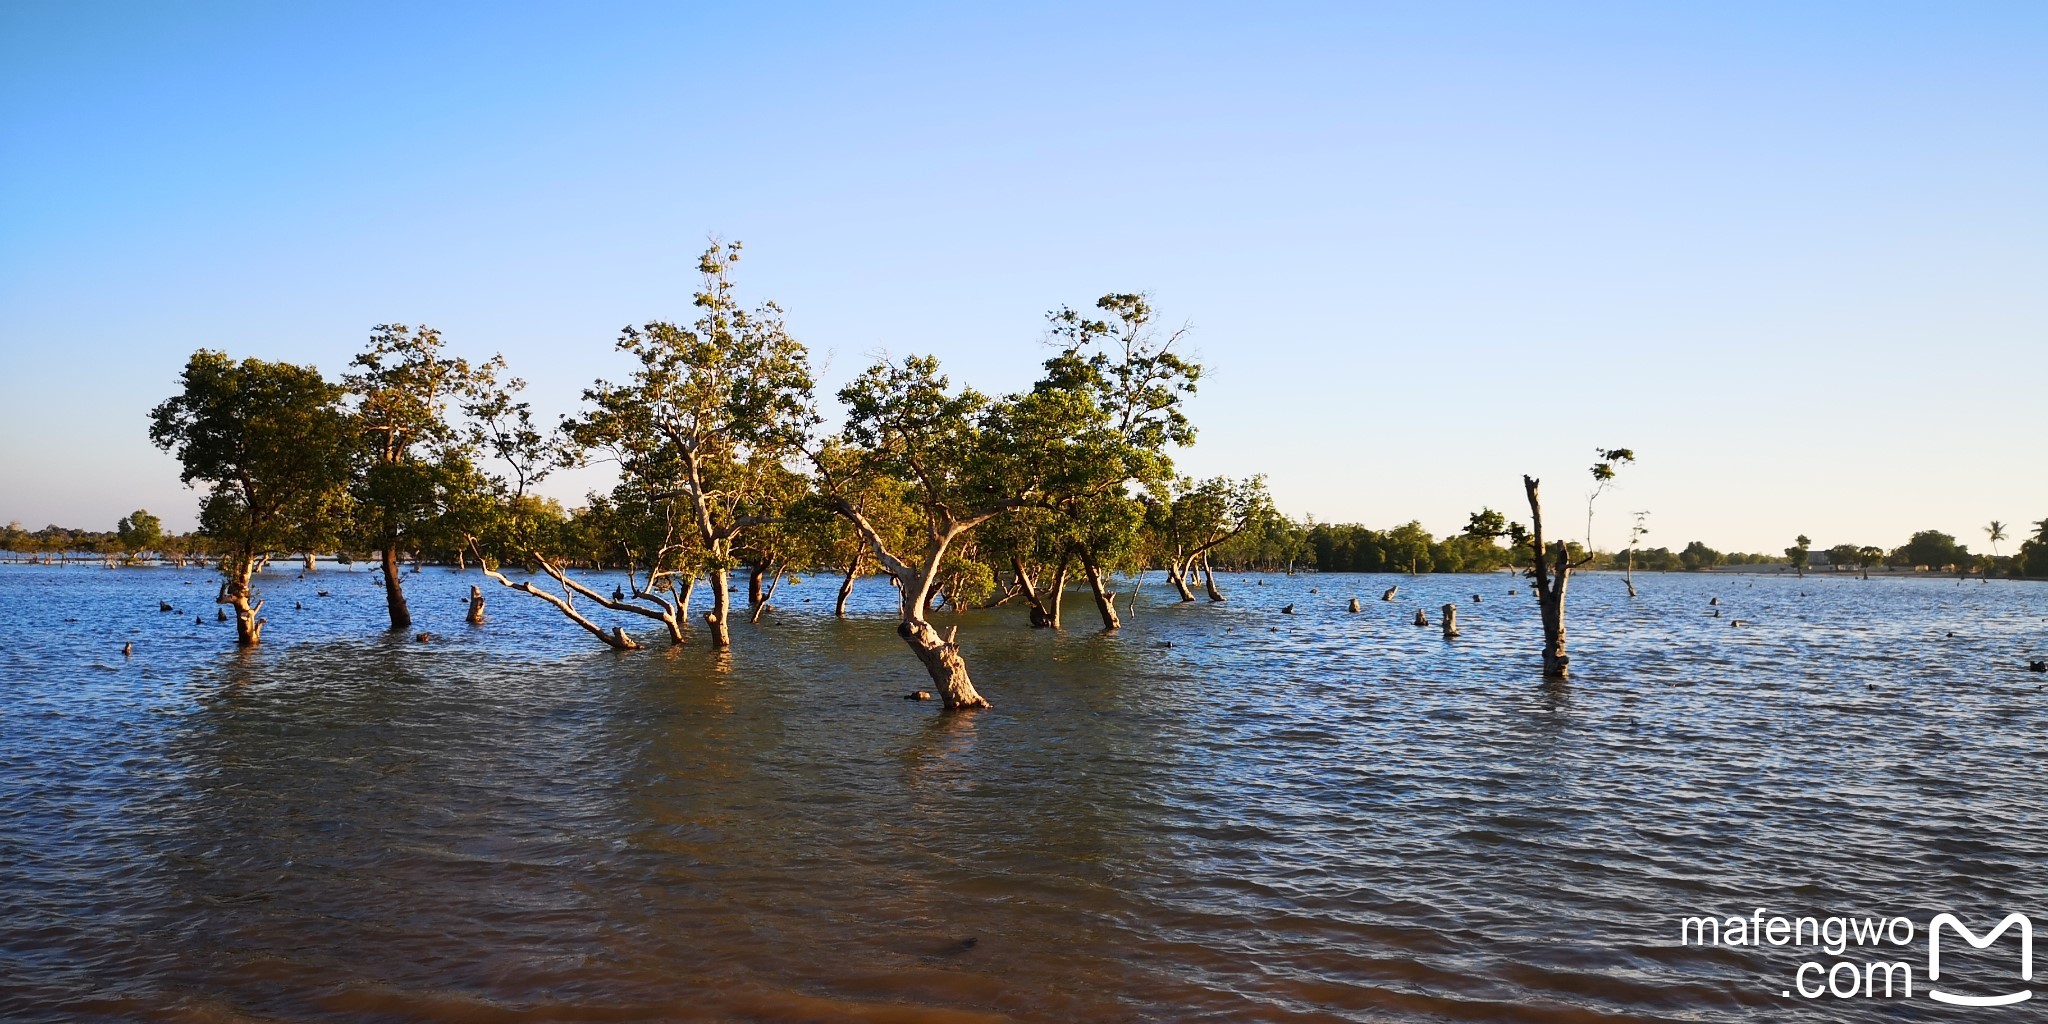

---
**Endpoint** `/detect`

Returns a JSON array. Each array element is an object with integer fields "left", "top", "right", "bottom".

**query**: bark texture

[
  {"left": 380, "top": 547, "right": 413, "bottom": 630},
  {"left": 1524, "top": 475, "right": 1572, "bottom": 678},
  {"left": 1085, "top": 563, "right": 1121, "bottom": 631},
  {"left": 466, "top": 585, "right": 486, "bottom": 625}
]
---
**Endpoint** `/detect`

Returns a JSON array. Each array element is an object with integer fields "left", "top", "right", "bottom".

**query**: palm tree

[{"left": 1986, "top": 521, "right": 2007, "bottom": 560}]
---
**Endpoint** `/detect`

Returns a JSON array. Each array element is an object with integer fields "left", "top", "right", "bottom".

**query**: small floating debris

[
  {"left": 159, "top": 601, "right": 173, "bottom": 612},
  {"left": 1281, "top": 604, "right": 1295, "bottom": 614},
  {"left": 903, "top": 690, "right": 932, "bottom": 701},
  {"left": 415, "top": 632, "right": 436, "bottom": 643},
  {"left": 122, "top": 642, "right": 132, "bottom": 658},
  {"left": 316, "top": 591, "right": 331, "bottom": 597},
  {"left": 2028, "top": 660, "right": 2046, "bottom": 673}
]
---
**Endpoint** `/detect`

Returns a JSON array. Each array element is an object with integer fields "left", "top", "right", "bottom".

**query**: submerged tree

[
  {"left": 1522, "top": 473, "right": 1590, "bottom": 678},
  {"left": 1623, "top": 510, "right": 1650, "bottom": 596},
  {"left": 1785, "top": 534, "right": 1811, "bottom": 576},
  {"left": 822, "top": 354, "right": 1069, "bottom": 709},
  {"left": 1155, "top": 475, "right": 1275, "bottom": 602},
  {"left": 1032, "top": 293, "right": 1200, "bottom": 629},
  {"left": 150, "top": 351, "right": 355, "bottom": 645},
  {"left": 344, "top": 323, "right": 502, "bottom": 630},
  {"left": 115, "top": 509, "right": 162, "bottom": 562},
  {"left": 570, "top": 240, "right": 816, "bottom": 650}
]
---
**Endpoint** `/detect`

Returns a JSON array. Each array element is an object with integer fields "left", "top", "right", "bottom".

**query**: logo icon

[{"left": 1928, "top": 913, "right": 2032, "bottom": 1007}]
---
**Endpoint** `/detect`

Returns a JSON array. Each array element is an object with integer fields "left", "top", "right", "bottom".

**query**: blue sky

[{"left": 2, "top": 2, "right": 2042, "bottom": 553}]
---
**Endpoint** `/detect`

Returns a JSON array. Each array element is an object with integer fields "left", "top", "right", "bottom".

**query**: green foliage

[
  {"left": 115, "top": 509, "right": 162, "bottom": 555},
  {"left": 1893, "top": 530, "right": 1970, "bottom": 571},
  {"left": 1679, "top": 540, "right": 1723, "bottom": 570},
  {"left": 149, "top": 350, "right": 355, "bottom": 570}
]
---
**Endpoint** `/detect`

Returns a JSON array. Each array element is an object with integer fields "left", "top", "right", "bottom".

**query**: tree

[
  {"left": 1523, "top": 474, "right": 1587, "bottom": 678},
  {"left": 344, "top": 323, "right": 503, "bottom": 630},
  {"left": 1825, "top": 543, "right": 1861, "bottom": 573},
  {"left": 568, "top": 240, "right": 817, "bottom": 650},
  {"left": 1785, "top": 534, "right": 1810, "bottom": 576},
  {"left": 1464, "top": 508, "right": 1508, "bottom": 543},
  {"left": 821, "top": 354, "right": 1062, "bottom": 709},
  {"left": 1623, "top": 510, "right": 1650, "bottom": 595},
  {"left": 2018, "top": 519, "right": 2048, "bottom": 578},
  {"left": 1155, "top": 475, "right": 1276, "bottom": 601},
  {"left": 150, "top": 351, "right": 355, "bottom": 645},
  {"left": 1986, "top": 521, "right": 2007, "bottom": 561},
  {"left": 1895, "top": 530, "right": 1968, "bottom": 572},
  {"left": 1032, "top": 292, "right": 1199, "bottom": 629},
  {"left": 1585, "top": 447, "right": 1636, "bottom": 552},
  {"left": 115, "top": 509, "right": 162, "bottom": 561}
]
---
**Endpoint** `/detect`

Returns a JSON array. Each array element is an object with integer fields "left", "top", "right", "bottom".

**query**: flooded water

[{"left": 4, "top": 562, "right": 2045, "bottom": 1022}]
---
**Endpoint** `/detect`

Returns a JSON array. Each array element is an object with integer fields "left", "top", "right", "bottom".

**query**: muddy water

[{"left": 3, "top": 563, "right": 2045, "bottom": 1022}]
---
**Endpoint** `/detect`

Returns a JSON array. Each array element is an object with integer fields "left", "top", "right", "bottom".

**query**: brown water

[{"left": 4, "top": 563, "right": 2046, "bottom": 1022}]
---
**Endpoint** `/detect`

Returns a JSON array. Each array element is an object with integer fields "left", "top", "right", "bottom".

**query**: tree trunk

[
  {"left": 466, "top": 585, "right": 486, "bottom": 624},
  {"left": 1047, "top": 561, "right": 1069, "bottom": 629},
  {"left": 222, "top": 555, "right": 264, "bottom": 646},
  {"left": 748, "top": 564, "right": 766, "bottom": 609},
  {"left": 302, "top": 551, "right": 316, "bottom": 572},
  {"left": 1085, "top": 562, "right": 1121, "bottom": 630},
  {"left": 1014, "top": 555, "right": 1054, "bottom": 628},
  {"left": 1202, "top": 553, "right": 1226, "bottom": 602},
  {"left": 380, "top": 546, "right": 412, "bottom": 630},
  {"left": 1525, "top": 475, "right": 1571, "bottom": 678},
  {"left": 706, "top": 567, "right": 732, "bottom": 649},
  {"left": 898, "top": 617, "right": 990, "bottom": 709},
  {"left": 750, "top": 565, "right": 782, "bottom": 624},
  {"left": 455, "top": 548, "right": 466, "bottom": 570},
  {"left": 474, "top": 547, "right": 642, "bottom": 650},
  {"left": 1167, "top": 560, "right": 1197, "bottom": 602},
  {"left": 836, "top": 558, "right": 860, "bottom": 618}
]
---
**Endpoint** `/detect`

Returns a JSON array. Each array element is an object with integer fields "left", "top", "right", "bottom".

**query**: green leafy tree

[
  {"left": 1785, "top": 534, "right": 1811, "bottom": 575},
  {"left": 344, "top": 323, "right": 504, "bottom": 629},
  {"left": 1895, "top": 530, "right": 1968, "bottom": 571},
  {"left": 149, "top": 351, "right": 355, "bottom": 645},
  {"left": 567, "top": 240, "right": 817, "bottom": 650},
  {"left": 1825, "top": 543, "right": 1861, "bottom": 572},
  {"left": 823, "top": 354, "right": 1065, "bottom": 709},
  {"left": 115, "top": 509, "right": 162, "bottom": 560},
  {"left": 1154, "top": 475, "right": 1277, "bottom": 601}
]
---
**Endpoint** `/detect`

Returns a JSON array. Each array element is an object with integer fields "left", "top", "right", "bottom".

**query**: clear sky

[{"left": 2, "top": 1, "right": 2042, "bottom": 554}]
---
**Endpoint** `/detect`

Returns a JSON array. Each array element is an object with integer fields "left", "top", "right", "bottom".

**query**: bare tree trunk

[
  {"left": 302, "top": 551, "right": 316, "bottom": 572},
  {"left": 1525, "top": 475, "right": 1571, "bottom": 678},
  {"left": 1014, "top": 555, "right": 1054, "bottom": 628},
  {"left": 1085, "top": 562, "right": 1121, "bottom": 630},
  {"left": 827, "top": 500, "right": 993, "bottom": 709},
  {"left": 750, "top": 564, "right": 782, "bottom": 624},
  {"left": 380, "top": 546, "right": 412, "bottom": 630},
  {"left": 706, "top": 567, "right": 733, "bottom": 648},
  {"left": 748, "top": 564, "right": 766, "bottom": 610},
  {"left": 466, "top": 585, "right": 486, "bottom": 625},
  {"left": 836, "top": 557, "right": 860, "bottom": 618},
  {"left": 1202, "top": 553, "right": 1226, "bottom": 602},
  {"left": 455, "top": 548, "right": 466, "bottom": 570},
  {"left": 1169, "top": 556, "right": 1197, "bottom": 602},
  {"left": 1047, "top": 560, "right": 1069, "bottom": 629},
  {"left": 221, "top": 554, "right": 264, "bottom": 646}
]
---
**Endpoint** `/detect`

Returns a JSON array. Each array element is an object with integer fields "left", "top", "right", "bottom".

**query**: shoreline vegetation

[{"left": 14, "top": 240, "right": 2045, "bottom": 701}]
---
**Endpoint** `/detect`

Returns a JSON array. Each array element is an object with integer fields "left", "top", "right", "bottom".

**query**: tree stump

[
  {"left": 466, "top": 585, "right": 486, "bottom": 625},
  {"left": 1281, "top": 604, "right": 1295, "bottom": 614},
  {"left": 1412, "top": 609, "right": 1429, "bottom": 627},
  {"left": 1347, "top": 598, "right": 1361, "bottom": 613},
  {"left": 1382, "top": 586, "right": 1398, "bottom": 601},
  {"left": 1441, "top": 603, "right": 1460, "bottom": 639}
]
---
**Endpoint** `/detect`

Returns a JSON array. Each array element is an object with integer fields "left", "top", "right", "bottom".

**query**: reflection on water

[{"left": 3, "top": 563, "right": 2045, "bottom": 1022}]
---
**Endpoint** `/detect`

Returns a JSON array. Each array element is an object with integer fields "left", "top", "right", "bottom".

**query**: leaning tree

[{"left": 821, "top": 354, "right": 1082, "bottom": 709}]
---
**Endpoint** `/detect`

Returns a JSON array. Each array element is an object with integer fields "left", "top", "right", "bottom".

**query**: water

[{"left": 4, "top": 562, "right": 2045, "bottom": 1022}]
